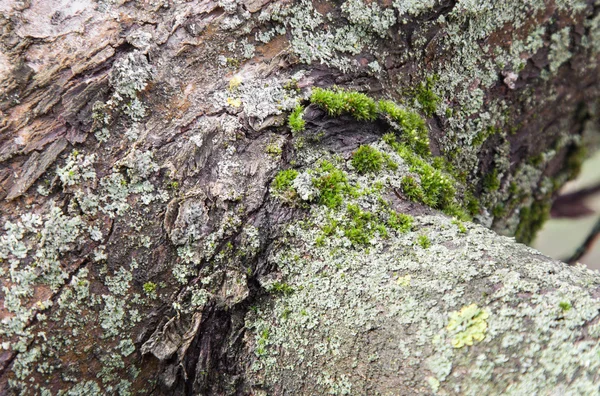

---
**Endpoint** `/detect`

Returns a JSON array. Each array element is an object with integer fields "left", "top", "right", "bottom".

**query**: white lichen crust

[{"left": 248, "top": 190, "right": 600, "bottom": 394}]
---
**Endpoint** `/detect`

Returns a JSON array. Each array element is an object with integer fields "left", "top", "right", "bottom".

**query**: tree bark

[{"left": 1, "top": 0, "right": 600, "bottom": 394}]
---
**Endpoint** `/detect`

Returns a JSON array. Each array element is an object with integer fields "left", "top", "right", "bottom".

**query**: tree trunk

[{"left": 1, "top": 0, "right": 600, "bottom": 394}]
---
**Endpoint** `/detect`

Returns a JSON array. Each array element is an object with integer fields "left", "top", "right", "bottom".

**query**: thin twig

[
  {"left": 565, "top": 217, "right": 600, "bottom": 265},
  {"left": 552, "top": 182, "right": 600, "bottom": 218}
]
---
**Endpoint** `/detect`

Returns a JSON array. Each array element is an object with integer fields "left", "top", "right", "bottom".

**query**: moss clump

[
  {"left": 419, "top": 166, "right": 456, "bottom": 210},
  {"left": 401, "top": 176, "right": 425, "bottom": 202},
  {"left": 414, "top": 77, "right": 441, "bottom": 117},
  {"left": 256, "top": 328, "right": 269, "bottom": 357},
  {"left": 483, "top": 168, "right": 501, "bottom": 192},
  {"left": 305, "top": 88, "right": 431, "bottom": 156},
  {"left": 387, "top": 211, "right": 413, "bottom": 233},
  {"left": 383, "top": 133, "right": 457, "bottom": 211},
  {"left": 472, "top": 126, "right": 499, "bottom": 147},
  {"left": 283, "top": 78, "right": 300, "bottom": 92},
  {"left": 272, "top": 169, "right": 298, "bottom": 192},
  {"left": 226, "top": 57, "right": 240, "bottom": 68},
  {"left": 269, "top": 282, "right": 294, "bottom": 296},
  {"left": 312, "top": 161, "right": 349, "bottom": 209},
  {"left": 396, "top": 147, "right": 456, "bottom": 209},
  {"left": 382, "top": 153, "right": 398, "bottom": 170},
  {"left": 417, "top": 234, "right": 431, "bottom": 249},
  {"left": 316, "top": 217, "right": 339, "bottom": 246},
  {"left": 514, "top": 199, "right": 551, "bottom": 244},
  {"left": 317, "top": 204, "right": 413, "bottom": 247},
  {"left": 464, "top": 191, "right": 481, "bottom": 216},
  {"left": 310, "top": 87, "right": 378, "bottom": 121},
  {"left": 492, "top": 203, "right": 506, "bottom": 218},
  {"left": 289, "top": 88, "right": 470, "bottom": 219},
  {"left": 288, "top": 105, "right": 306, "bottom": 133},
  {"left": 143, "top": 282, "right": 157, "bottom": 294},
  {"left": 447, "top": 304, "right": 489, "bottom": 348},
  {"left": 529, "top": 153, "right": 544, "bottom": 166},
  {"left": 443, "top": 203, "right": 471, "bottom": 221},
  {"left": 167, "top": 180, "right": 180, "bottom": 190},
  {"left": 379, "top": 102, "right": 430, "bottom": 156},
  {"left": 399, "top": 160, "right": 464, "bottom": 218},
  {"left": 351, "top": 145, "right": 383, "bottom": 174},
  {"left": 265, "top": 143, "right": 283, "bottom": 158},
  {"left": 344, "top": 204, "right": 387, "bottom": 246},
  {"left": 559, "top": 301, "right": 572, "bottom": 312},
  {"left": 452, "top": 219, "right": 467, "bottom": 233}
]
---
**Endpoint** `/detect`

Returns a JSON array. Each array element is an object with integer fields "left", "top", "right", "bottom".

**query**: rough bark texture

[{"left": 1, "top": 0, "right": 600, "bottom": 394}]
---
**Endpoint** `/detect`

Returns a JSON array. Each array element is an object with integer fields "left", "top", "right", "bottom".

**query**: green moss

[
  {"left": 287, "top": 89, "right": 470, "bottom": 220},
  {"left": 312, "top": 161, "right": 348, "bottom": 209},
  {"left": 431, "top": 157, "right": 447, "bottom": 172},
  {"left": 266, "top": 143, "right": 283, "bottom": 158},
  {"left": 382, "top": 153, "right": 398, "bottom": 170},
  {"left": 351, "top": 145, "right": 383, "bottom": 174},
  {"left": 300, "top": 88, "right": 431, "bottom": 156},
  {"left": 452, "top": 219, "right": 467, "bottom": 233},
  {"left": 383, "top": 134, "right": 456, "bottom": 212},
  {"left": 281, "top": 308, "right": 292, "bottom": 319},
  {"left": 288, "top": 105, "right": 306, "bottom": 133},
  {"left": 414, "top": 77, "right": 441, "bottom": 117},
  {"left": 472, "top": 126, "right": 499, "bottom": 147},
  {"left": 419, "top": 166, "right": 456, "bottom": 210},
  {"left": 382, "top": 132, "right": 397, "bottom": 146},
  {"left": 310, "top": 87, "right": 378, "bottom": 121},
  {"left": 464, "top": 191, "right": 481, "bottom": 216},
  {"left": 401, "top": 176, "right": 425, "bottom": 202},
  {"left": 492, "top": 203, "right": 506, "bottom": 218},
  {"left": 272, "top": 169, "right": 299, "bottom": 192},
  {"left": 317, "top": 204, "right": 412, "bottom": 248},
  {"left": 529, "top": 154, "right": 544, "bottom": 166},
  {"left": 379, "top": 102, "right": 430, "bottom": 156},
  {"left": 559, "top": 301, "right": 572, "bottom": 312},
  {"left": 283, "top": 79, "right": 300, "bottom": 92},
  {"left": 442, "top": 203, "right": 471, "bottom": 221},
  {"left": 514, "top": 199, "right": 551, "bottom": 244},
  {"left": 226, "top": 57, "right": 240, "bottom": 68},
  {"left": 387, "top": 211, "right": 413, "bottom": 233},
  {"left": 316, "top": 217, "right": 339, "bottom": 246},
  {"left": 392, "top": 146, "right": 456, "bottom": 210},
  {"left": 270, "top": 282, "right": 295, "bottom": 296},
  {"left": 143, "top": 282, "right": 157, "bottom": 295},
  {"left": 417, "top": 234, "right": 431, "bottom": 249},
  {"left": 344, "top": 204, "right": 386, "bottom": 246},
  {"left": 483, "top": 168, "right": 501, "bottom": 192},
  {"left": 256, "top": 328, "right": 270, "bottom": 357}
]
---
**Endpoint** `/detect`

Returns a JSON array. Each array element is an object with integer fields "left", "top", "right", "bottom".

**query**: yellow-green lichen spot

[{"left": 447, "top": 303, "right": 489, "bottom": 348}]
